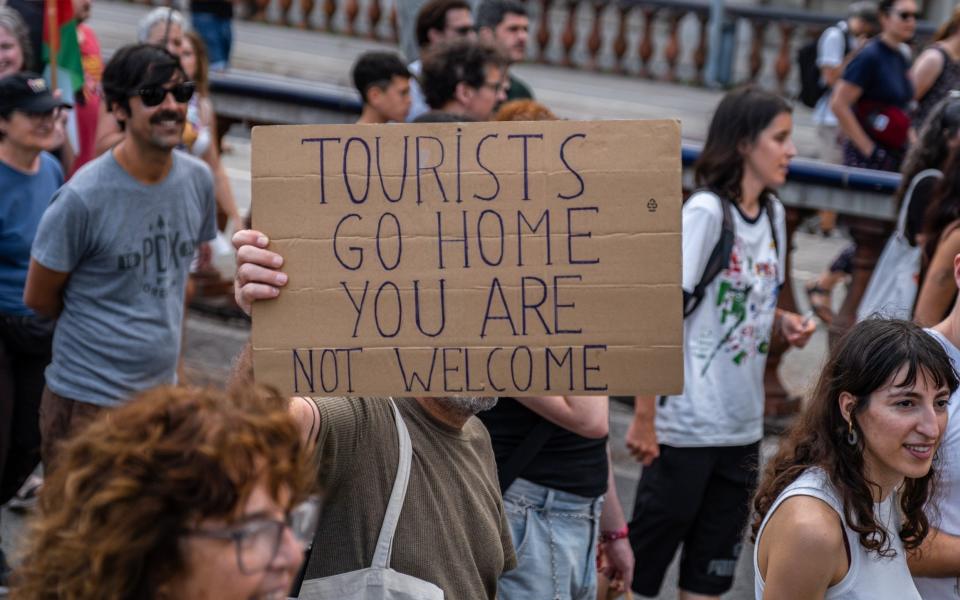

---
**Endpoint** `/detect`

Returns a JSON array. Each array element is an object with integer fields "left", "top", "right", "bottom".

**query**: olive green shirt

[{"left": 304, "top": 398, "right": 517, "bottom": 599}]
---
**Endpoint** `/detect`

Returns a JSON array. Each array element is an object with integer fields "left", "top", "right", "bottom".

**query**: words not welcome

[{"left": 251, "top": 120, "right": 684, "bottom": 397}]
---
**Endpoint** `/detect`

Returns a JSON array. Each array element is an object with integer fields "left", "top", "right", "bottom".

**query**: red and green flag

[{"left": 42, "top": 0, "right": 83, "bottom": 91}]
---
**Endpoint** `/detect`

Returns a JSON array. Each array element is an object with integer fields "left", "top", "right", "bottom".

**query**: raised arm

[{"left": 830, "top": 81, "right": 872, "bottom": 157}]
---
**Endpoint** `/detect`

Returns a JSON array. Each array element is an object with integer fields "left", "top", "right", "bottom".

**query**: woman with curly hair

[
  {"left": 10, "top": 385, "right": 319, "bottom": 600},
  {"left": 752, "top": 318, "right": 957, "bottom": 599}
]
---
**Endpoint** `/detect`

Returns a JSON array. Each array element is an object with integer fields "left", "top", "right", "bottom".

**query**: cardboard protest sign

[{"left": 251, "top": 120, "right": 683, "bottom": 397}]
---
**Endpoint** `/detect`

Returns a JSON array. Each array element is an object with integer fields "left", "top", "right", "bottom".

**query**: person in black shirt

[{"left": 478, "top": 396, "right": 634, "bottom": 599}]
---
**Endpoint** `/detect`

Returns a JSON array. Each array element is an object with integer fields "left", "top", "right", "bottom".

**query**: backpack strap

[
  {"left": 497, "top": 418, "right": 555, "bottom": 494},
  {"left": 683, "top": 190, "right": 735, "bottom": 318},
  {"left": 683, "top": 191, "right": 780, "bottom": 319}
]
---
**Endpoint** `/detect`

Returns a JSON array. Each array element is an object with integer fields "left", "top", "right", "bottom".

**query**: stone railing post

[{"left": 828, "top": 216, "right": 893, "bottom": 345}]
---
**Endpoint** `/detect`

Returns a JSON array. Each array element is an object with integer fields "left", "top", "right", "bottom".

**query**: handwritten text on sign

[{"left": 251, "top": 120, "right": 683, "bottom": 397}]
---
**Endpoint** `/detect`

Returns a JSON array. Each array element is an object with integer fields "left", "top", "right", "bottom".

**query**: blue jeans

[
  {"left": 498, "top": 478, "right": 604, "bottom": 600},
  {"left": 191, "top": 12, "right": 232, "bottom": 70}
]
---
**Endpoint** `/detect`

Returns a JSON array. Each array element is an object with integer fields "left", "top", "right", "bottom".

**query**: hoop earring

[{"left": 846, "top": 419, "right": 859, "bottom": 446}]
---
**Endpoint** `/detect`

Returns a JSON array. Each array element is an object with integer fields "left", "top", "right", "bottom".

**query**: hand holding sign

[{"left": 250, "top": 119, "right": 684, "bottom": 397}]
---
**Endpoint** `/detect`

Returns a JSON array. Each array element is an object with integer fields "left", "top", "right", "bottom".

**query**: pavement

[{"left": 0, "top": 4, "right": 854, "bottom": 598}]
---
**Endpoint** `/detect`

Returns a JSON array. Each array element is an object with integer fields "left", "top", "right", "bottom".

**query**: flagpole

[{"left": 46, "top": 0, "right": 59, "bottom": 90}]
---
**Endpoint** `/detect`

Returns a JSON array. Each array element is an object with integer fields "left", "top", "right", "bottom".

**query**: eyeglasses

[
  {"left": 480, "top": 80, "right": 508, "bottom": 93},
  {"left": 895, "top": 10, "right": 918, "bottom": 20},
  {"left": 132, "top": 81, "right": 195, "bottom": 107},
  {"left": 186, "top": 496, "right": 322, "bottom": 575}
]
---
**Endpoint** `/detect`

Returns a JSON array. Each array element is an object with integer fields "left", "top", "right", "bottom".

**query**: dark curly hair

[
  {"left": 693, "top": 85, "right": 792, "bottom": 206},
  {"left": 420, "top": 38, "right": 508, "bottom": 110},
  {"left": 10, "top": 385, "right": 317, "bottom": 600},
  {"left": 752, "top": 319, "right": 958, "bottom": 557}
]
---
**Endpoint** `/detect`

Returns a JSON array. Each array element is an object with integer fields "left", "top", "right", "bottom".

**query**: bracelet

[{"left": 599, "top": 526, "right": 629, "bottom": 544}]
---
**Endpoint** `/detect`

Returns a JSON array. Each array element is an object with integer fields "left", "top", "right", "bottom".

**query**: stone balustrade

[{"left": 174, "top": 0, "right": 937, "bottom": 93}]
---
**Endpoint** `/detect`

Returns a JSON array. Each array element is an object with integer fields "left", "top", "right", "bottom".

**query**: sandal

[{"left": 805, "top": 282, "right": 835, "bottom": 326}]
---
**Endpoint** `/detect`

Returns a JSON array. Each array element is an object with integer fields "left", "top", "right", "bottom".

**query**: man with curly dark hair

[{"left": 420, "top": 38, "right": 509, "bottom": 122}]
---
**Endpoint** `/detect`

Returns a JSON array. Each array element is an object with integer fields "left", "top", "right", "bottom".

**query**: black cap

[{"left": 0, "top": 72, "right": 73, "bottom": 113}]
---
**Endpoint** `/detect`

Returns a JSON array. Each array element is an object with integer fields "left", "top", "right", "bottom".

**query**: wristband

[{"left": 599, "top": 526, "right": 629, "bottom": 543}]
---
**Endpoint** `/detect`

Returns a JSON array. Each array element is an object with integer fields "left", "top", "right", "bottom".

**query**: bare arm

[
  {"left": 597, "top": 446, "right": 634, "bottom": 592},
  {"left": 289, "top": 396, "right": 322, "bottom": 448},
  {"left": 908, "top": 527, "right": 960, "bottom": 577},
  {"left": 23, "top": 259, "right": 70, "bottom": 319},
  {"left": 516, "top": 396, "right": 608, "bottom": 438},
  {"left": 830, "top": 80, "right": 873, "bottom": 156},
  {"left": 759, "top": 496, "right": 848, "bottom": 599},
  {"left": 914, "top": 229, "right": 960, "bottom": 327},
  {"left": 625, "top": 395, "right": 659, "bottom": 465},
  {"left": 820, "top": 64, "right": 844, "bottom": 88},
  {"left": 910, "top": 48, "right": 946, "bottom": 102},
  {"left": 199, "top": 98, "right": 242, "bottom": 226}
]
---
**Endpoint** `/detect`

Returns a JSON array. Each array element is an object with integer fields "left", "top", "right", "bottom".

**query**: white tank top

[
  {"left": 754, "top": 467, "right": 921, "bottom": 600},
  {"left": 916, "top": 329, "right": 960, "bottom": 599}
]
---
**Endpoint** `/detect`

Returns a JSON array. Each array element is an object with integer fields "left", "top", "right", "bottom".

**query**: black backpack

[
  {"left": 796, "top": 21, "right": 851, "bottom": 108},
  {"left": 682, "top": 191, "right": 780, "bottom": 318}
]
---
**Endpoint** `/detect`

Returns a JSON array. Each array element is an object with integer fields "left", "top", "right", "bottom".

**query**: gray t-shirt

[{"left": 32, "top": 150, "right": 216, "bottom": 406}]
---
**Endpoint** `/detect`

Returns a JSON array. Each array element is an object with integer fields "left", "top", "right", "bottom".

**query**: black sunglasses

[
  {"left": 895, "top": 10, "right": 918, "bottom": 20},
  {"left": 133, "top": 81, "right": 195, "bottom": 107}
]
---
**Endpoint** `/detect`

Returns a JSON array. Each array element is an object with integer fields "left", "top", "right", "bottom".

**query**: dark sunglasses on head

[
  {"left": 452, "top": 25, "right": 475, "bottom": 35},
  {"left": 133, "top": 81, "right": 195, "bottom": 107}
]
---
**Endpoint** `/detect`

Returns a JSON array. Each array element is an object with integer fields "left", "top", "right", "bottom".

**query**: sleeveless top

[
  {"left": 180, "top": 94, "right": 212, "bottom": 157},
  {"left": 914, "top": 45, "right": 960, "bottom": 129},
  {"left": 753, "top": 467, "right": 921, "bottom": 600},
  {"left": 915, "top": 329, "right": 960, "bottom": 598}
]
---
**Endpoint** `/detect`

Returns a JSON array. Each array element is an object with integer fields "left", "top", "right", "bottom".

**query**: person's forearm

[
  {"left": 600, "top": 447, "right": 627, "bottom": 531},
  {"left": 831, "top": 102, "right": 873, "bottom": 155},
  {"left": 517, "top": 396, "right": 609, "bottom": 438},
  {"left": 213, "top": 160, "right": 241, "bottom": 225},
  {"left": 633, "top": 395, "right": 656, "bottom": 420},
  {"left": 908, "top": 528, "right": 960, "bottom": 577},
  {"left": 229, "top": 341, "right": 254, "bottom": 389}
]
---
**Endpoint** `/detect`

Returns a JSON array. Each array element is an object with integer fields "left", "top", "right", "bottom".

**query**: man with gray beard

[{"left": 230, "top": 229, "right": 516, "bottom": 600}]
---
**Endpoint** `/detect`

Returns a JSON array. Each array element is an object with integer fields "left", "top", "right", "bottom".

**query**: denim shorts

[
  {"left": 191, "top": 12, "right": 232, "bottom": 70},
  {"left": 498, "top": 478, "right": 604, "bottom": 600}
]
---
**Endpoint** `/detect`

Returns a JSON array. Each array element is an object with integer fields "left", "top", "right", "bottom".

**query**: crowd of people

[{"left": 0, "top": 0, "right": 959, "bottom": 599}]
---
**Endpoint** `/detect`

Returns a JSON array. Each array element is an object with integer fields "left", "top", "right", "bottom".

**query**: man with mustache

[
  {"left": 230, "top": 230, "right": 517, "bottom": 600},
  {"left": 23, "top": 44, "right": 217, "bottom": 470}
]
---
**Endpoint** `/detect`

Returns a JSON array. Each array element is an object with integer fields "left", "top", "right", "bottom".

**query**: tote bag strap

[{"left": 371, "top": 398, "right": 413, "bottom": 570}]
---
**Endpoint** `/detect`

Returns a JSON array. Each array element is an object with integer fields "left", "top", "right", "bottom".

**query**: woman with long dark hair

[
  {"left": 626, "top": 86, "right": 814, "bottom": 599},
  {"left": 752, "top": 318, "right": 956, "bottom": 599},
  {"left": 914, "top": 146, "right": 960, "bottom": 325}
]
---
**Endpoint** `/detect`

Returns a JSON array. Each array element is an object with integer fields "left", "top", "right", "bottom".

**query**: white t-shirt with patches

[{"left": 656, "top": 191, "right": 786, "bottom": 447}]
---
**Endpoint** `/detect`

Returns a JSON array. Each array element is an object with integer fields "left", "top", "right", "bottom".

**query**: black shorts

[{"left": 627, "top": 442, "right": 760, "bottom": 597}]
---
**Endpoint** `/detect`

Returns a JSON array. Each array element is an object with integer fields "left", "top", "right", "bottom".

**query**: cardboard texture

[{"left": 251, "top": 120, "right": 683, "bottom": 396}]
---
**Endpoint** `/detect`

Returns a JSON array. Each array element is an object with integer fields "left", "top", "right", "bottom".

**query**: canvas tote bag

[
  {"left": 298, "top": 399, "right": 445, "bottom": 600},
  {"left": 856, "top": 170, "right": 933, "bottom": 321}
]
